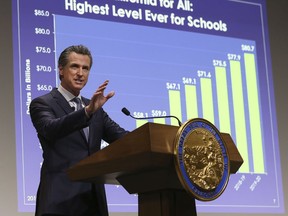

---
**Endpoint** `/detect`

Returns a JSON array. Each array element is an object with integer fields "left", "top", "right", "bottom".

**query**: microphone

[{"left": 121, "top": 107, "right": 182, "bottom": 126}]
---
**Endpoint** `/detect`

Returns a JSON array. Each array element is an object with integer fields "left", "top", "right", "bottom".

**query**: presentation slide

[{"left": 12, "top": 0, "right": 284, "bottom": 214}]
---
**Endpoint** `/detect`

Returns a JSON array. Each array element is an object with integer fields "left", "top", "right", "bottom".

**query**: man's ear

[
  {"left": 59, "top": 66, "right": 63, "bottom": 76},
  {"left": 58, "top": 66, "right": 64, "bottom": 80}
]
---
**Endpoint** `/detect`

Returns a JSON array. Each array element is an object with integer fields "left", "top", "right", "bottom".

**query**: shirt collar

[{"left": 57, "top": 85, "right": 81, "bottom": 102}]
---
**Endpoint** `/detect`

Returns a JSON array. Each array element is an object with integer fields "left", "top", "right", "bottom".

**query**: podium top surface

[{"left": 67, "top": 123, "right": 179, "bottom": 184}]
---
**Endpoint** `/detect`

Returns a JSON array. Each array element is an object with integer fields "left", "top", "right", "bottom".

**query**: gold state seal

[{"left": 174, "top": 118, "right": 230, "bottom": 201}]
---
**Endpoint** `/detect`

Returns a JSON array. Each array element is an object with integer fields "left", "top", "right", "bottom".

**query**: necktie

[
  {"left": 72, "top": 97, "right": 89, "bottom": 141},
  {"left": 73, "top": 97, "right": 82, "bottom": 111}
]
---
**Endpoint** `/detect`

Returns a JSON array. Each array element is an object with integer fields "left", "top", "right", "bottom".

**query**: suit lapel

[
  {"left": 81, "top": 97, "right": 91, "bottom": 144},
  {"left": 50, "top": 88, "right": 74, "bottom": 114},
  {"left": 50, "top": 89, "right": 89, "bottom": 144}
]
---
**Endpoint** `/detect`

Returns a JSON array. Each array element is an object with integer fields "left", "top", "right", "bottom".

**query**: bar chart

[
  {"left": 51, "top": 15, "right": 278, "bottom": 211},
  {"left": 133, "top": 48, "right": 264, "bottom": 174},
  {"left": 15, "top": 12, "right": 281, "bottom": 212},
  {"left": 13, "top": 0, "right": 284, "bottom": 212}
]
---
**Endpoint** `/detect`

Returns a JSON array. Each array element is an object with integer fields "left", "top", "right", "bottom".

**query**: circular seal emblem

[{"left": 174, "top": 118, "right": 230, "bottom": 201}]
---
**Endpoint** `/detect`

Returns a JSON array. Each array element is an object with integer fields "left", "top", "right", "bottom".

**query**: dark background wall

[{"left": 0, "top": 0, "right": 287, "bottom": 215}]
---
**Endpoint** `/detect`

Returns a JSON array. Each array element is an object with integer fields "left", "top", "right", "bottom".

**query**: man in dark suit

[{"left": 29, "top": 45, "right": 128, "bottom": 216}]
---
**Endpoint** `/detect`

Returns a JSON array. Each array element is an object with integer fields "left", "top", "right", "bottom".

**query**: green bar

[
  {"left": 185, "top": 85, "right": 198, "bottom": 120},
  {"left": 153, "top": 118, "right": 165, "bottom": 124},
  {"left": 136, "top": 119, "right": 147, "bottom": 128},
  {"left": 215, "top": 66, "right": 231, "bottom": 134},
  {"left": 244, "top": 53, "right": 265, "bottom": 173},
  {"left": 200, "top": 78, "right": 214, "bottom": 124},
  {"left": 168, "top": 90, "right": 182, "bottom": 126},
  {"left": 230, "top": 60, "right": 249, "bottom": 173}
]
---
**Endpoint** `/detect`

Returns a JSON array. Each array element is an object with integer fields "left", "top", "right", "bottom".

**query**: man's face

[{"left": 59, "top": 52, "right": 91, "bottom": 96}]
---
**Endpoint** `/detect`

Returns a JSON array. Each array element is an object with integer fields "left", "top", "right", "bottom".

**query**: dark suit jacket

[{"left": 29, "top": 88, "right": 128, "bottom": 216}]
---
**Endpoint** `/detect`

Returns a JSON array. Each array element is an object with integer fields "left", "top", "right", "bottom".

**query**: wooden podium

[{"left": 67, "top": 122, "right": 243, "bottom": 216}]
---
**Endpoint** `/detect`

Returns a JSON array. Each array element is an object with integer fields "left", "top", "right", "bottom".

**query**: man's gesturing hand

[{"left": 85, "top": 80, "right": 115, "bottom": 116}]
